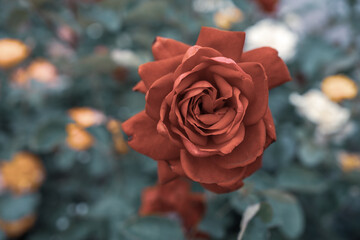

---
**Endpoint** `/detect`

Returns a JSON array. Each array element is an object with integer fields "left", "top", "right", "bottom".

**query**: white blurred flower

[
  {"left": 110, "top": 49, "right": 142, "bottom": 68},
  {"left": 245, "top": 19, "right": 298, "bottom": 61},
  {"left": 192, "top": 0, "right": 234, "bottom": 13},
  {"left": 289, "top": 89, "right": 350, "bottom": 135}
]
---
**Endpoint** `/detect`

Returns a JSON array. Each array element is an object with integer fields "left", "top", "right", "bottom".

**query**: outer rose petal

[
  {"left": 152, "top": 36, "right": 190, "bottom": 60},
  {"left": 240, "top": 47, "right": 291, "bottom": 89},
  {"left": 238, "top": 62, "right": 269, "bottom": 125},
  {"left": 145, "top": 73, "right": 174, "bottom": 120},
  {"left": 201, "top": 180, "right": 244, "bottom": 194},
  {"left": 133, "top": 80, "right": 147, "bottom": 93},
  {"left": 122, "top": 111, "right": 180, "bottom": 160},
  {"left": 263, "top": 108, "right": 276, "bottom": 148},
  {"left": 179, "top": 194, "right": 206, "bottom": 230},
  {"left": 201, "top": 156, "right": 262, "bottom": 193},
  {"left": 158, "top": 161, "right": 180, "bottom": 184},
  {"left": 139, "top": 55, "right": 183, "bottom": 89},
  {"left": 243, "top": 156, "right": 263, "bottom": 178},
  {"left": 180, "top": 149, "right": 248, "bottom": 184},
  {"left": 196, "top": 27, "right": 245, "bottom": 62}
]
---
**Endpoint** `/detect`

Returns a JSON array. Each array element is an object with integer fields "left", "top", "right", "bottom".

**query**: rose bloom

[
  {"left": 0, "top": 152, "right": 45, "bottom": 194},
  {"left": 0, "top": 215, "right": 36, "bottom": 238},
  {"left": 122, "top": 27, "right": 291, "bottom": 193},
  {"left": 0, "top": 39, "right": 29, "bottom": 68},
  {"left": 139, "top": 179, "right": 206, "bottom": 234}
]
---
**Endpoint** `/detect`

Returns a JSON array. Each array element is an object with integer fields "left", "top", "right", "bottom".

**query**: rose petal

[
  {"left": 196, "top": 27, "right": 245, "bottom": 62},
  {"left": 139, "top": 55, "right": 183, "bottom": 89},
  {"left": 200, "top": 155, "right": 262, "bottom": 193},
  {"left": 263, "top": 108, "right": 276, "bottom": 148},
  {"left": 158, "top": 161, "right": 180, "bottom": 184},
  {"left": 238, "top": 62, "right": 268, "bottom": 125},
  {"left": 213, "top": 74, "right": 233, "bottom": 99},
  {"left": 152, "top": 36, "right": 190, "bottom": 60},
  {"left": 213, "top": 120, "right": 266, "bottom": 169},
  {"left": 243, "top": 156, "right": 263, "bottom": 178},
  {"left": 180, "top": 149, "right": 246, "bottom": 183},
  {"left": 167, "top": 159, "right": 186, "bottom": 176},
  {"left": 240, "top": 47, "right": 291, "bottom": 89},
  {"left": 174, "top": 46, "right": 222, "bottom": 78},
  {"left": 201, "top": 181, "right": 244, "bottom": 194},
  {"left": 133, "top": 80, "right": 147, "bottom": 93},
  {"left": 145, "top": 73, "right": 174, "bottom": 120},
  {"left": 207, "top": 60, "right": 254, "bottom": 100},
  {"left": 122, "top": 111, "right": 180, "bottom": 160}
]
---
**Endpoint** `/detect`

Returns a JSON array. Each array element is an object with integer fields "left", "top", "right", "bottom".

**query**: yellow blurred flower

[
  {"left": 11, "top": 59, "right": 59, "bottom": 88},
  {"left": 66, "top": 123, "right": 94, "bottom": 151},
  {"left": 213, "top": 7, "right": 243, "bottom": 30},
  {"left": 68, "top": 107, "right": 106, "bottom": 128},
  {"left": 113, "top": 135, "right": 129, "bottom": 154},
  {"left": 338, "top": 152, "right": 360, "bottom": 172},
  {"left": 321, "top": 75, "right": 358, "bottom": 102},
  {"left": 0, "top": 215, "right": 36, "bottom": 238},
  {"left": 27, "top": 59, "right": 58, "bottom": 84},
  {"left": 107, "top": 119, "right": 128, "bottom": 154},
  {"left": 11, "top": 68, "right": 29, "bottom": 87},
  {"left": 0, "top": 152, "right": 45, "bottom": 195},
  {"left": 107, "top": 119, "right": 122, "bottom": 134},
  {"left": 0, "top": 39, "right": 29, "bottom": 68}
]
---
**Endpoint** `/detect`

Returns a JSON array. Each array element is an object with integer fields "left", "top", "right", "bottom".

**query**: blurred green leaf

[
  {"left": 298, "top": 140, "right": 326, "bottom": 168},
  {"left": 122, "top": 216, "right": 184, "bottom": 240},
  {"left": 276, "top": 166, "right": 328, "bottom": 193},
  {"left": 198, "top": 194, "right": 232, "bottom": 239},
  {"left": 264, "top": 190, "right": 304, "bottom": 239},
  {"left": 0, "top": 194, "right": 40, "bottom": 221},
  {"left": 31, "top": 119, "right": 67, "bottom": 152},
  {"left": 258, "top": 202, "right": 273, "bottom": 223},
  {"left": 241, "top": 218, "right": 268, "bottom": 240}
]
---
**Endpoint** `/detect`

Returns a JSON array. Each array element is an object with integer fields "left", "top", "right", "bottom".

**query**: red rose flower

[
  {"left": 255, "top": 0, "right": 279, "bottom": 13},
  {"left": 122, "top": 27, "right": 291, "bottom": 193},
  {"left": 139, "top": 179, "right": 205, "bottom": 233}
]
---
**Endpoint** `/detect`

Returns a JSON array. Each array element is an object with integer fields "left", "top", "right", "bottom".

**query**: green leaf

[
  {"left": 31, "top": 119, "right": 67, "bottom": 152},
  {"left": 241, "top": 218, "right": 268, "bottom": 240},
  {"left": 54, "top": 150, "right": 77, "bottom": 171},
  {"left": 230, "top": 188, "right": 260, "bottom": 213},
  {"left": 258, "top": 202, "right": 273, "bottom": 223},
  {"left": 264, "top": 190, "right": 304, "bottom": 239},
  {"left": 298, "top": 140, "right": 326, "bottom": 167},
  {"left": 0, "top": 230, "right": 5, "bottom": 240},
  {"left": 0, "top": 194, "right": 40, "bottom": 221},
  {"left": 89, "top": 196, "right": 135, "bottom": 220},
  {"left": 276, "top": 166, "right": 328, "bottom": 193},
  {"left": 245, "top": 170, "right": 275, "bottom": 190},
  {"left": 198, "top": 194, "right": 232, "bottom": 239},
  {"left": 122, "top": 216, "right": 184, "bottom": 240}
]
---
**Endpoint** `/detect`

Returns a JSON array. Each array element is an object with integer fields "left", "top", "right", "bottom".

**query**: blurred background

[{"left": 0, "top": 0, "right": 360, "bottom": 239}]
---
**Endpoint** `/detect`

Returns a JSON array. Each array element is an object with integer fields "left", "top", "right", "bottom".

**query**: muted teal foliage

[{"left": 0, "top": 0, "right": 360, "bottom": 239}]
